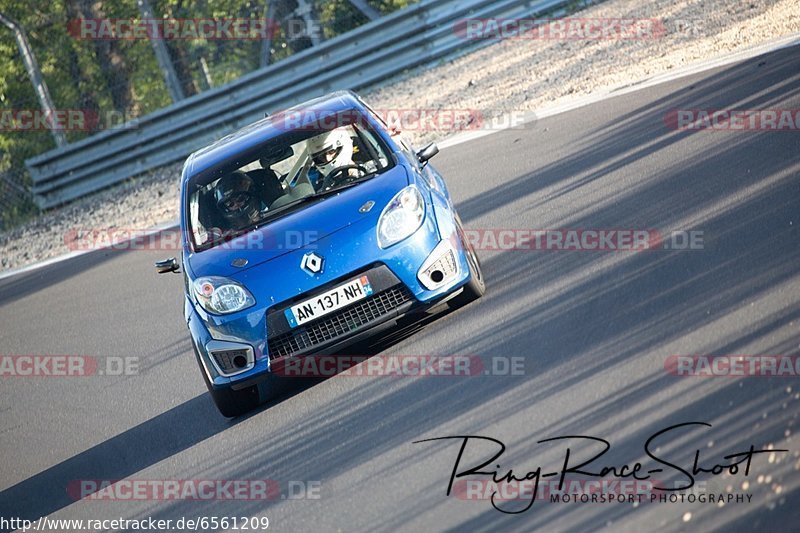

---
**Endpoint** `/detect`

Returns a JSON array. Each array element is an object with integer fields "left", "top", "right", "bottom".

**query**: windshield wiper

[
  {"left": 322, "top": 173, "right": 377, "bottom": 194},
  {"left": 275, "top": 178, "right": 368, "bottom": 209},
  {"left": 239, "top": 191, "right": 337, "bottom": 230},
  {"left": 195, "top": 179, "right": 371, "bottom": 251}
]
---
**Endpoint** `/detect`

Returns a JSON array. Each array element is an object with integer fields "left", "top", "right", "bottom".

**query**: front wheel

[
  {"left": 194, "top": 345, "right": 260, "bottom": 417},
  {"left": 208, "top": 383, "right": 260, "bottom": 418},
  {"left": 449, "top": 216, "right": 485, "bottom": 308}
]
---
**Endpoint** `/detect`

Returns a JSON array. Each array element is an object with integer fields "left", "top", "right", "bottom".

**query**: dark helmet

[{"left": 214, "top": 171, "right": 260, "bottom": 225}]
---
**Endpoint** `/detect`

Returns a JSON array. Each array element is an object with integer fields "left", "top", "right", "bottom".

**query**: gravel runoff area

[{"left": 1, "top": 0, "right": 798, "bottom": 272}]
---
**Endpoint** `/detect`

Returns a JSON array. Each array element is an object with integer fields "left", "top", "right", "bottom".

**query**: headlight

[
  {"left": 192, "top": 276, "right": 255, "bottom": 315},
  {"left": 377, "top": 186, "right": 425, "bottom": 248}
]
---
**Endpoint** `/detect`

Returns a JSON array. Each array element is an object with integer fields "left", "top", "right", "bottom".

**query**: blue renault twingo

[{"left": 157, "top": 91, "right": 484, "bottom": 416}]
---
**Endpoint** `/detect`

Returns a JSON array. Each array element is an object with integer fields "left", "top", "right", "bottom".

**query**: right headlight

[
  {"left": 192, "top": 276, "right": 255, "bottom": 315},
  {"left": 377, "top": 186, "right": 425, "bottom": 248}
]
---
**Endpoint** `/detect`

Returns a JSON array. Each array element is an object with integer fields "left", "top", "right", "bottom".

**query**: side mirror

[
  {"left": 416, "top": 142, "right": 439, "bottom": 166},
  {"left": 155, "top": 257, "right": 180, "bottom": 274}
]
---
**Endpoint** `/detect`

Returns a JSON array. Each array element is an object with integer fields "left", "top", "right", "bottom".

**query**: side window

[
  {"left": 357, "top": 97, "right": 388, "bottom": 129},
  {"left": 397, "top": 135, "right": 416, "bottom": 162},
  {"left": 382, "top": 127, "right": 419, "bottom": 172},
  {"left": 189, "top": 187, "right": 205, "bottom": 245},
  {"left": 354, "top": 125, "right": 389, "bottom": 169},
  {"left": 358, "top": 97, "right": 410, "bottom": 150}
]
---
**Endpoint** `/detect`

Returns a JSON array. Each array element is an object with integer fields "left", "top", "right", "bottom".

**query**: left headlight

[
  {"left": 192, "top": 276, "right": 256, "bottom": 315},
  {"left": 377, "top": 185, "right": 426, "bottom": 248}
]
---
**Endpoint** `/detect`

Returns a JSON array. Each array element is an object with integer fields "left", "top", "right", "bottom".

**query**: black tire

[
  {"left": 193, "top": 345, "right": 260, "bottom": 417},
  {"left": 208, "top": 383, "right": 260, "bottom": 418},
  {"left": 449, "top": 215, "right": 485, "bottom": 309}
]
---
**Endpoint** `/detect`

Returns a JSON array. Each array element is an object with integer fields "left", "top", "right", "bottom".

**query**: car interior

[{"left": 190, "top": 124, "right": 389, "bottom": 248}]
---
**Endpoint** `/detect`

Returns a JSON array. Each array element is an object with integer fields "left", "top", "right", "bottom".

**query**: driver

[
  {"left": 306, "top": 128, "right": 356, "bottom": 190},
  {"left": 214, "top": 171, "right": 265, "bottom": 229}
]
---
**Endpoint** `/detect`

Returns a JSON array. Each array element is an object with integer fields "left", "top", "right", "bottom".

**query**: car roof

[{"left": 183, "top": 90, "right": 367, "bottom": 181}]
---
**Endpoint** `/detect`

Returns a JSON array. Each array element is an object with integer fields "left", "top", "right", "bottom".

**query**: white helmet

[{"left": 307, "top": 128, "right": 353, "bottom": 177}]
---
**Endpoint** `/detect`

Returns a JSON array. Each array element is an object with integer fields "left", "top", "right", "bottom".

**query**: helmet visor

[
  {"left": 312, "top": 146, "right": 341, "bottom": 167},
  {"left": 222, "top": 191, "right": 250, "bottom": 212}
]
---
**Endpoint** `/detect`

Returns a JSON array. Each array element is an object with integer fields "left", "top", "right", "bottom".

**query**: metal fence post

[{"left": 0, "top": 12, "right": 67, "bottom": 148}]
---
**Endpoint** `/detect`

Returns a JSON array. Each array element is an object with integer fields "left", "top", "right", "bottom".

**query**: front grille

[
  {"left": 268, "top": 285, "right": 413, "bottom": 359},
  {"left": 211, "top": 349, "right": 249, "bottom": 374}
]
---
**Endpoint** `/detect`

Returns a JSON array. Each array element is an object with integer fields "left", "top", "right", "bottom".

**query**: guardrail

[{"left": 26, "top": 0, "right": 576, "bottom": 209}]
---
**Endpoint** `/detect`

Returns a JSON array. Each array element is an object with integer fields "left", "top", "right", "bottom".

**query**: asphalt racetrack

[{"left": 1, "top": 44, "right": 798, "bottom": 532}]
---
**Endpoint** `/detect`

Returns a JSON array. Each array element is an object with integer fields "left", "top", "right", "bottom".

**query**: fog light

[
  {"left": 418, "top": 240, "right": 459, "bottom": 290},
  {"left": 206, "top": 340, "right": 255, "bottom": 377}
]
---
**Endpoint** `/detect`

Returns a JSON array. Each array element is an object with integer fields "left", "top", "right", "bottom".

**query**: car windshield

[{"left": 187, "top": 121, "right": 393, "bottom": 251}]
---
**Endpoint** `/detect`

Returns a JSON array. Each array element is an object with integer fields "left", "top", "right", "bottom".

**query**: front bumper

[
  {"left": 186, "top": 193, "right": 471, "bottom": 390},
  {"left": 266, "top": 264, "right": 415, "bottom": 359}
]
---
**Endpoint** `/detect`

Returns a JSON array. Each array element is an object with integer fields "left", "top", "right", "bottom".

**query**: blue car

[{"left": 157, "top": 91, "right": 484, "bottom": 417}]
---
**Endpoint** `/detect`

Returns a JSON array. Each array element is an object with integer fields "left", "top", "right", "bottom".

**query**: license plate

[{"left": 285, "top": 276, "right": 373, "bottom": 327}]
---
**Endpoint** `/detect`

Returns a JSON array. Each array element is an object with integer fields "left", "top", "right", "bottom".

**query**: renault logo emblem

[{"left": 301, "top": 252, "right": 324, "bottom": 275}]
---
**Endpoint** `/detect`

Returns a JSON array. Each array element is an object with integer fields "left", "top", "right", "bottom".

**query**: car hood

[{"left": 186, "top": 165, "right": 410, "bottom": 279}]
